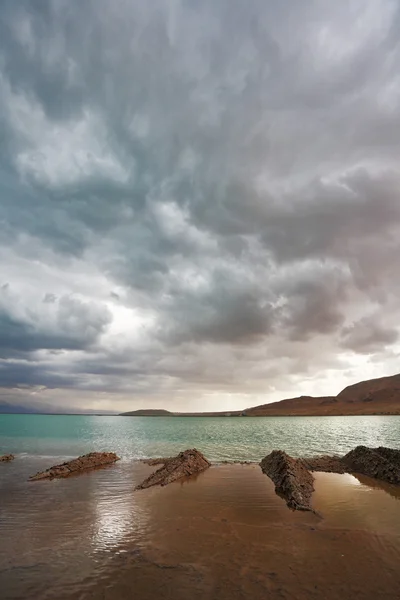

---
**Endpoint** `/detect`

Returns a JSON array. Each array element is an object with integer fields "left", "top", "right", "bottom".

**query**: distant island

[
  {"left": 120, "top": 372, "right": 400, "bottom": 417},
  {"left": 120, "top": 409, "right": 242, "bottom": 417}
]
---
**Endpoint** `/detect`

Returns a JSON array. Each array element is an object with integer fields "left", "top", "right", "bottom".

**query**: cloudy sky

[{"left": 1, "top": 0, "right": 400, "bottom": 414}]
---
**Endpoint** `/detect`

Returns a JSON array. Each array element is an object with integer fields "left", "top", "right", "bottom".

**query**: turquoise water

[{"left": 1, "top": 414, "right": 399, "bottom": 461}]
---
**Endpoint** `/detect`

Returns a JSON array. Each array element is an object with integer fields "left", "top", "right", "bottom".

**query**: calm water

[
  {"left": 1, "top": 414, "right": 400, "bottom": 599},
  {"left": 1, "top": 414, "right": 400, "bottom": 462}
]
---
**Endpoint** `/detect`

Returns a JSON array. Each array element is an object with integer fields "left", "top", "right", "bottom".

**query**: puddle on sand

[{"left": 313, "top": 471, "right": 400, "bottom": 534}]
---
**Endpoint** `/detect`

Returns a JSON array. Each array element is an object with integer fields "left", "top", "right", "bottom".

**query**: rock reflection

[
  {"left": 351, "top": 472, "right": 400, "bottom": 501},
  {"left": 313, "top": 472, "right": 400, "bottom": 535}
]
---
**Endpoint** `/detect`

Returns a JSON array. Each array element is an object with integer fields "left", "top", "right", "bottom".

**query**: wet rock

[
  {"left": 303, "top": 455, "right": 346, "bottom": 474},
  {"left": 0, "top": 454, "right": 14, "bottom": 462},
  {"left": 136, "top": 448, "right": 211, "bottom": 490},
  {"left": 29, "top": 452, "right": 120, "bottom": 481},
  {"left": 343, "top": 446, "right": 400, "bottom": 485},
  {"left": 373, "top": 446, "right": 400, "bottom": 463},
  {"left": 141, "top": 457, "right": 171, "bottom": 466},
  {"left": 260, "top": 450, "right": 315, "bottom": 511},
  {"left": 303, "top": 446, "right": 400, "bottom": 485}
]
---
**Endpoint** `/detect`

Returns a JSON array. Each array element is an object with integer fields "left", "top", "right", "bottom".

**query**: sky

[{"left": 1, "top": 0, "right": 400, "bottom": 414}]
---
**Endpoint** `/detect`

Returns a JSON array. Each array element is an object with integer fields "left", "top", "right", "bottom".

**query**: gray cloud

[
  {"left": 340, "top": 315, "right": 399, "bottom": 354},
  {"left": 1, "top": 0, "right": 400, "bottom": 411},
  {"left": 0, "top": 288, "right": 112, "bottom": 356}
]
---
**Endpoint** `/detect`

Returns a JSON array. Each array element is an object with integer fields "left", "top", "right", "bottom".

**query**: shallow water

[
  {"left": 1, "top": 414, "right": 400, "bottom": 461},
  {"left": 1, "top": 461, "right": 399, "bottom": 600},
  {"left": 0, "top": 458, "right": 155, "bottom": 599}
]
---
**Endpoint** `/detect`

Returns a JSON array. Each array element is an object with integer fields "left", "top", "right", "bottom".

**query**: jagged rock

[
  {"left": 372, "top": 446, "right": 400, "bottom": 463},
  {"left": 136, "top": 448, "right": 211, "bottom": 490},
  {"left": 303, "top": 455, "right": 346, "bottom": 473},
  {"left": 303, "top": 445, "right": 400, "bottom": 486},
  {"left": 0, "top": 454, "right": 14, "bottom": 462},
  {"left": 29, "top": 452, "right": 120, "bottom": 481},
  {"left": 343, "top": 446, "right": 400, "bottom": 485},
  {"left": 260, "top": 450, "right": 315, "bottom": 511}
]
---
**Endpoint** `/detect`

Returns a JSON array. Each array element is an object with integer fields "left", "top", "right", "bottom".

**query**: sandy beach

[{"left": 2, "top": 460, "right": 400, "bottom": 600}]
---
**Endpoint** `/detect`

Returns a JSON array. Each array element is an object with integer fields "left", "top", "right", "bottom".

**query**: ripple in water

[{"left": 0, "top": 414, "right": 399, "bottom": 461}]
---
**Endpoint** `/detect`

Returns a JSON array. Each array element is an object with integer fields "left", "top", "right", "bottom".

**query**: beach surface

[{"left": 1, "top": 459, "right": 400, "bottom": 600}]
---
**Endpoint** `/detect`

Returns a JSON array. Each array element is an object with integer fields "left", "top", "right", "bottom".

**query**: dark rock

[
  {"left": 374, "top": 446, "right": 400, "bottom": 463},
  {"left": 303, "top": 455, "right": 346, "bottom": 473},
  {"left": 304, "top": 446, "right": 400, "bottom": 486},
  {"left": 343, "top": 446, "right": 400, "bottom": 485},
  {"left": 29, "top": 452, "right": 120, "bottom": 481},
  {"left": 0, "top": 454, "right": 14, "bottom": 462},
  {"left": 260, "top": 450, "right": 315, "bottom": 511},
  {"left": 136, "top": 448, "right": 211, "bottom": 490},
  {"left": 141, "top": 457, "right": 171, "bottom": 466}
]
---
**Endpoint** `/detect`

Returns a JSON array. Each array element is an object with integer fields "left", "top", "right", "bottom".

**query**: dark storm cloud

[
  {"left": 276, "top": 267, "right": 349, "bottom": 342},
  {"left": 0, "top": 291, "right": 112, "bottom": 355},
  {"left": 1, "top": 0, "right": 400, "bottom": 409},
  {"left": 0, "top": 360, "right": 79, "bottom": 389},
  {"left": 159, "top": 279, "right": 274, "bottom": 345}
]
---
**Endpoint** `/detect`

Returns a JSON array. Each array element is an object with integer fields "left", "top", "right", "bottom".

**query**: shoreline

[{"left": 2, "top": 411, "right": 400, "bottom": 417}]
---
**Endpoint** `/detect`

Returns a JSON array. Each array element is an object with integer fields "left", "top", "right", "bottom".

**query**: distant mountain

[
  {"left": 244, "top": 373, "right": 400, "bottom": 416},
  {"left": 336, "top": 373, "right": 400, "bottom": 404},
  {"left": 243, "top": 396, "right": 337, "bottom": 416},
  {"left": 120, "top": 373, "right": 400, "bottom": 417},
  {"left": 6, "top": 373, "right": 398, "bottom": 417},
  {"left": 120, "top": 409, "right": 173, "bottom": 416},
  {"left": 120, "top": 409, "right": 241, "bottom": 416}
]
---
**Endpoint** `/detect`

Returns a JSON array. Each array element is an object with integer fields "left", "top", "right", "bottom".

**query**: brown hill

[
  {"left": 244, "top": 396, "right": 338, "bottom": 416},
  {"left": 336, "top": 373, "right": 400, "bottom": 404},
  {"left": 120, "top": 409, "right": 241, "bottom": 417},
  {"left": 245, "top": 374, "right": 400, "bottom": 416},
  {"left": 120, "top": 409, "right": 173, "bottom": 416}
]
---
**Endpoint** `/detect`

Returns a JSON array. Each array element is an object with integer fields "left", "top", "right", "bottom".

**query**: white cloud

[{"left": 1, "top": 77, "right": 130, "bottom": 187}]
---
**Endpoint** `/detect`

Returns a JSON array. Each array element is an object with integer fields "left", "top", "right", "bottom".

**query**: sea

[
  {"left": 1, "top": 413, "right": 400, "bottom": 462},
  {"left": 1, "top": 414, "right": 400, "bottom": 599}
]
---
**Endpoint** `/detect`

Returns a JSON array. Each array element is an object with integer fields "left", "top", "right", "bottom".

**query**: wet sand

[{"left": 1, "top": 462, "right": 400, "bottom": 599}]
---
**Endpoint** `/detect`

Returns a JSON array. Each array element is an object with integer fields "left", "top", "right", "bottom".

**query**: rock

[
  {"left": 260, "top": 450, "right": 315, "bottom": 511},
  {"left": 0, "top": 454, "right": 14, "bottom": 462},
  {"left": 303, "top": 455, "right": 346, "bottom": 473},
  {"left": 343, "top": 446, "right": 400, "bottom": 485},
  {"left": 136, "top": 448, "right": 211, "bottom": 490},
  {"left": 141, "top": 457, "right": 171, "bottom": 466},
  {"left": 303, "top": 446, "right": 400, "bottom": 486},
  {"left": 373, "top": 446, "right": 400, "bottom": 463},
  {"left": 29, "top": 452, "right": 120, "bottom": 481}
]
